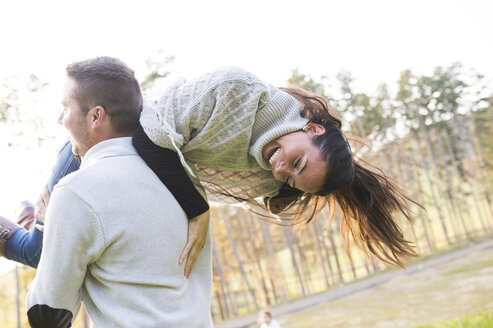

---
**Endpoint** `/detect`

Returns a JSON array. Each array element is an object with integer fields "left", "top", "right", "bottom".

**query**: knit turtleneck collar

[
  {"left": 249, "top": 89, "right": 308, "bottom": 170},
  {"left": 81, "top": 137, "right": 136, "bottom": 170}
]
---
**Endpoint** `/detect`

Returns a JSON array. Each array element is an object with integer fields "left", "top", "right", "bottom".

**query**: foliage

[
  {"left": 140, "top": 50, "right": 175, "bottom": 95},
  {"left": 286, "top": 68, "right": 326, "bottom": 95},
  {"left": 0, "top": 74, "right": 50, "bottom": 147},
  {"left": 2, "top": 56, "right": 493, "bottom": 327},
  {"left": 415, "top": 312, "right": 493, "bottom": 328},
  {"left": 0, "top": 74, "right": 47, "bottom": 123},
  {"left": 444, "top": 259, "right": 493, "bottom": 276}
]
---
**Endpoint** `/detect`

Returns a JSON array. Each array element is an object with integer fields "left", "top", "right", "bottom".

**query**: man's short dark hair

[{"left": 66, "top": 57, "right": 142, "bottom": 134}]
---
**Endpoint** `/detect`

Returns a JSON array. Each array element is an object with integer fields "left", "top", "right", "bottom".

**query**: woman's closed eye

[
  {"left": 283, "top": 158, "right": 304, "bottom": 188},
  {"left": 293, "top": 158, "right": 301, "bottom": 170}
]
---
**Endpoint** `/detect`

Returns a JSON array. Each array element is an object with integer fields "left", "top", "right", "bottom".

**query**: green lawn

[
  {"left": 416, "top": 312, "right": 493, "bottom": 328},
  {"left": 260, "top": 242, "right": 493, "bottom": 328}
]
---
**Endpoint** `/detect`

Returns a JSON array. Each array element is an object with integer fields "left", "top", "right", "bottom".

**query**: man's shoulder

[
  {"left": 55, "top": 145, "right": 166, "bottom": 202},
  {"left": 57, "top": 152, "right": 146, "bottom": 187},
  {"left": 51, "top": 166, "right": 98, "bottom": 206},
  {"left": 56, "top": 159, "right": 104, "bottom": 187}
]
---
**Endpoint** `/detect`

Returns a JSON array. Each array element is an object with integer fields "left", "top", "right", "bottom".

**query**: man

[
  {"left": 260, "top": 311, "right": 282, "bottom": 328},
  {"left": 26, "top": 57, "right": 213, "bottom": 327}
]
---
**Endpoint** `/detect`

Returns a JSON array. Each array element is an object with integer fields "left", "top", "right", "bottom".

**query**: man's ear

[
  {"left": 89, "top": 106, "right": 106, "bottom": 128},
  {"left": 305, "top": 123, "right": 325, "bottom": 136}
]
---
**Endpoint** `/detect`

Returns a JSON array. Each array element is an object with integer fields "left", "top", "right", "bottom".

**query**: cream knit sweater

[
  {"left": 140, "top": 67, "right": 308, "bottom": 202},
  {"left": 27, "top": 138, "right": 213, "bottom": 327}
]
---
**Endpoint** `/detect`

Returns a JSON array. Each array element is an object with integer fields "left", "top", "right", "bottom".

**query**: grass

[
  {"left": 410, "top": 235, "right": 492, "bottom": 266},
  {"left": 444, "top": 260, "right": 493, "bottom": 276},
  {"left": 265, "top": 240, "right": 493, "bottom": 328},
  {"left": 416, "top": 312, "right": 493, "bottom": 328}
]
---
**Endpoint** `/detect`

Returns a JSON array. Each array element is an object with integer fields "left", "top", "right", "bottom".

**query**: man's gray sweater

[{"left": 26, "top": 137, "right": 213, "bottom": 328}]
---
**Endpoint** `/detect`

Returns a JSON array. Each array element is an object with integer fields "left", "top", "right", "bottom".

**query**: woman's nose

[{"left": 273, "top": 161, "right": 291, "bottom": 179}]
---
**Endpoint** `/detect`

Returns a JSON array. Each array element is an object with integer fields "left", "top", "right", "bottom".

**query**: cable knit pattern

[{"left": 140, "top": 67, "right": 308, "bottom": 202}]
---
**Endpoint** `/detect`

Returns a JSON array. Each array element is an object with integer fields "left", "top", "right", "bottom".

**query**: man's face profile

[{"left": 60, "top": 78, "right": 92, "bottom": 156}]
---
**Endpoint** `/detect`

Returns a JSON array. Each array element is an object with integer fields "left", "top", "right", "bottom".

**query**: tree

[
  {"left": 140, "top": 50, "right": 175, "bottom": 95},
  {"left": 0, "top": 74, "right": 49, "bottom": 147},
  {"left": 287, "top": 68, "right": 326, "bottom": 95}
]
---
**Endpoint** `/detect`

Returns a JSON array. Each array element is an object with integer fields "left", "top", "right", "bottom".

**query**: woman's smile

[
  {"left": 261, "top": 124, "right": 327, "bottom": 193},
  {"left": 268, "top": 147, "right": 281, "bottom": 165}
]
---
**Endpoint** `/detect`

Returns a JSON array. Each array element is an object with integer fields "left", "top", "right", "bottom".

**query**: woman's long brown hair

[
  {"left": 203, "top": 86, "right": 419, "bottom": 268},
  {"left": 263, "top": 87, "right": 420, "bottom": 267}
]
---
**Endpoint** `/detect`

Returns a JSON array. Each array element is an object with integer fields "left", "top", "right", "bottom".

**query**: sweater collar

[
  {"left": 80, "top": 137, "right": 136, "bottom": 170},
  {"left": 249, "top": 90, "right": 309, "bottom": 170}
]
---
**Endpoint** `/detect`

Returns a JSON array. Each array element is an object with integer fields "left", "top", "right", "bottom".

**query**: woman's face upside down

[{"left": 262, "top": 123, "right": 327, "bottom": 194}]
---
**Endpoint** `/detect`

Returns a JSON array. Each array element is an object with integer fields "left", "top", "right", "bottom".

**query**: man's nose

[{"left": 57, "top": 112, "right": 64, "bottom": 125}]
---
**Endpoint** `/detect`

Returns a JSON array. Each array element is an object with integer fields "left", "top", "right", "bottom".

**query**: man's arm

[{"left": 26, "top": 184, "right": 105, "bottom": 327}]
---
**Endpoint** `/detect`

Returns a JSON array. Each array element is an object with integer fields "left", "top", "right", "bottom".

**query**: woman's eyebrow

[
  {"left": 294, "top": 160, "right": 308, "bottom": 189},
  {"left": 299, "top": 161, "right": 307, "bottom": 175}
]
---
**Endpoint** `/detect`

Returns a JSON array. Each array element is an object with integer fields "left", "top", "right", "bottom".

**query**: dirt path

[{"left": 215, "top": 237, "right": 493, "bottom": 328}]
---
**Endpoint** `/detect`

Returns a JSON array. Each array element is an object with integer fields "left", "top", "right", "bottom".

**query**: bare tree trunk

[
  {"left": 418, "top": 116, "right": 464, "bottom": 243},
  {"left": 371, "top": 151, "right": 384, "bottom": 271},
  {"left": 453, "top": 117, "right": 489, "bottom": 234},
  {"left": 434, "top": 128, "right": 467, "bottom": 241},
  {"left": 245, "top": 218, "right": 271, "bottom": 306},
  {"left": 405, "top": 154, "right": 435, "bottom": 252},
  {"left": 315, "top": 216, "right": 338, "bottom": 286},
  {"left": 211, "top": 223, "right": 231, "bottom": 319},
  {"left": 309, "top": 221, "right": 330, "bottom": 289},
  {"left": 219, "top": 245, "right": 239, "bottom": 316},
  {"left": 326, "top": 219, "right": 344, "bottom": 285},
  {"left": 441, "top": 129, "right": 474, "bottom": 239},
  {"left": 362, "top": 259, "right": 371, "bottom": 276},
  {"left": 464, "top": 116, "right": 493, "bottom": 229},
  {"left": 220, "top": 209, "right": 260, "bottom": 310},
  {"left": 346, "top": 248, "right": 358, "bottom": 280},
  {"left": 390, "top": 143, "right": 421, "bottom": 253},
  {"left": 290, "top": 228, "right": 313, "bottom": 294},
  {"left": 283, "top": 226, "right": 307, "bottom": 296},
  {"left": 214, "top": 290, "right": 226, "bottom": 321},
  {"left": 259, "top": 220, "right": 286, "bottom": 302},
  {"left": 414, "top": 132, "right": 452, "bottom": 246},
  {"left": 370, "top": 254, "right": 381, "bottom": 273}
]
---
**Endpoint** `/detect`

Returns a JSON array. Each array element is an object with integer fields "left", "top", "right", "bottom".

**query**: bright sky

[
  {"left": 1, "top": 0, "right": 492, "bottom": 91},
  {"left": 0, "top": 0, "right": 492, "bottom": 273}
]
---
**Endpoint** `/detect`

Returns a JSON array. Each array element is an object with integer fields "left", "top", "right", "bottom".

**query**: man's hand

[
  {"left": 34, "top": 185, "right": 50, "bottom": 231},
  {"left": 179, "top": 210, "right": 210, "bottom": 278}
]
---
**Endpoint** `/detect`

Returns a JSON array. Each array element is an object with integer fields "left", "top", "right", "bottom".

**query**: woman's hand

[
  {"left": 34, "top": 185, "right": 50, "bottom": 231},
  {"left": 179, "top": 210, "right": 210, "bottom": 278}
]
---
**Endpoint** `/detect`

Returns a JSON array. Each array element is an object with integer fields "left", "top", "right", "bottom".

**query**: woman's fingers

[
  {"left": 184, "top": 245, "right": 197, "bottom": 278},
  {"left": 179, "top": 239, "right": 194, "bottom": 265},
  {"left": 35, "top": 224, "right": 44, "bottom": 232},
  {"left": 34, "top": 185, "right": 50, "bottom": 223},
  {"left": 180, "top": 210, "right": 210, "bottom": 278},
  {"left": 184, "top": 238, "right": 207, "bottom": 278}
]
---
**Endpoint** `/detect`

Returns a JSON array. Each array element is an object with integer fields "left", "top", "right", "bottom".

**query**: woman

[
  {"left": 0, "top": 66, "right": 417, "bottom": 274},
  {"left": 134, "top": 66, "right": 417, "bottom": 268}
]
